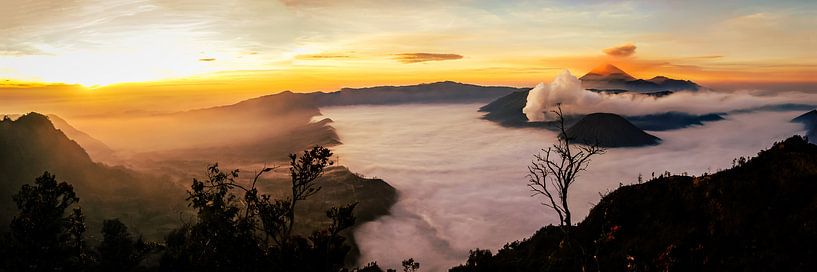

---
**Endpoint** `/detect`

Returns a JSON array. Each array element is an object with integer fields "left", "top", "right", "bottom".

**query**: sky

[{"left": 1, "top": 0, "right": 816, "bottom": 105}]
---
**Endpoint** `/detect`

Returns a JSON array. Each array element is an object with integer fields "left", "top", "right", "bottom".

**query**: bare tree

[{"left": 528, "top": 105, "right": 606, "bottom": 226}]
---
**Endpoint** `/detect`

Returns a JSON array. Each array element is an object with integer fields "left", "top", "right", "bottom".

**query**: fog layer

[{"left": 322, "top": 104, "right": 806, "bottom": 270}]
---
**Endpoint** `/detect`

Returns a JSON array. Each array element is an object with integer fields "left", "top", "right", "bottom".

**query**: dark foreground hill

[
  {"left": 0, "top": 113, "right": 397, "bottom": 264},
  {"left": 792, "top": 109, "right": 817, "bottom": 143},
  {"left": 565, "top": 113, "right": 661, "bottom": 147},
  {"left": 451, "top": 135, "right": 817, "bottom": 271}
]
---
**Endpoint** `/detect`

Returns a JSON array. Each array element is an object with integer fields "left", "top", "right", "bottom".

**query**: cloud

[
  {"left": 603, "top": 43, "right": 637, "bottom": 57},
  {"left": 295, "top": 53, "right": 352, "bottom": 60},
  {"left": 393, "top": 53, "right": 463, "bottom": 63},
  {"left": 325, "top": 103, "right": 808, "bottom": 270},
  {"left": 198, "top": 58, "right": 216, "bottom": 62},
  {"left": 523, "top": 70, "right": 601, "bottom": 121}
]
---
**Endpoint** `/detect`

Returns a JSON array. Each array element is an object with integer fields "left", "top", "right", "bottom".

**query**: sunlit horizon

[{"left": 2, "top": 0, "right": 815, "bottom": 93}]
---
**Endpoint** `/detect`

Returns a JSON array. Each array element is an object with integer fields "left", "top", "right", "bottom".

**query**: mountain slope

[
  {"left": 564, "top": 113, "right": 661, "bottom": 147},
  {"left": 45, "top": 114, "right": 117, "bottom": 162},
  {"left": 0, "top": 113, "right": 185, "bottom": 239},
  {"left": 0, "top": 114, "right": 116, "bottom": 163},
  {"left": 792, "top": 110, "right": 817, "bottom": 143},
  {"left": 452, "top": 135, "right": 817, "bottom": 271}
]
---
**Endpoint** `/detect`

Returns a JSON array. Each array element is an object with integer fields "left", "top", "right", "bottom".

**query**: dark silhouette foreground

[
  {"left": 0, "top": 146, "right": 414, "bottom": 271},
  {"left": 453, "top": 135, "right": 817, "bottom": 271}
]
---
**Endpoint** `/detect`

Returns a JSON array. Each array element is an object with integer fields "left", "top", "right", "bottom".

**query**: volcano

[
  {"left": 579, "top": 64, "right": 699, "bottom": 93},
  {"left": 564, "top": 113, "right": 661, "bottom": 147}
]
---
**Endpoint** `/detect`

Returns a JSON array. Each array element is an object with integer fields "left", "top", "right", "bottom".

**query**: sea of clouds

[{"left": 323, "top": 97, "right": 810, "bottom": 270}]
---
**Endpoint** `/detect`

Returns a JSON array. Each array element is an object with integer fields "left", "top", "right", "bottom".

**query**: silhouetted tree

[
  {"left": 96, "top": 218, "right": 156, "bottom": 271},
  {"left": 401, "top": 258, "right": 420, "bottom": 272},
  {"left": 2, "top": 171, "right": 92, "bottom": 271},
  {"left": 160, "top": 146, "right": 358, "bottom": 271},
  {"left": 528, "top": 105, "right": 606, "bottom": 226},
  {"left": 449, "top": 249, "right": 494, "bottom": 272},
  {"left": 159, "top": 164, "right": 265, "bottom": 271}
]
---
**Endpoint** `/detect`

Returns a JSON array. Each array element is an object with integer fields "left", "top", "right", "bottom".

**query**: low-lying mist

[
  {"left": 61, "top": 93, "right": 338, "bottom": 175},
  {"left": 322, "top": 103, "right": 807, "bottom": 270}
]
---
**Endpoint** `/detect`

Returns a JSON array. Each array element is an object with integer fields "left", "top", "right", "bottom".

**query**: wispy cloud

[
  {"left": 295, "top": 53, "right": 352, "bottom": 60},
  {"left": 603, "top": 43, "right": 636, "bottom": 57},
  {"left": 393, "top": 53, "right": 463, "bottom": 63}
]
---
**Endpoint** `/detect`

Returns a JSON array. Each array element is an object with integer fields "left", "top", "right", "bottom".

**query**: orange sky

[{"left": 1, "top": 0, "right": 816, "bottom": 114}]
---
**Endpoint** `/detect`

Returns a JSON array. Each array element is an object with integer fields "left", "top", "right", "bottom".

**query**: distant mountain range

[
  {"left": 306, "top": 81, "right": 523, "bottom": 106},
  {"left": 580, "top": 64, "right": 700, "bottom": 93}
]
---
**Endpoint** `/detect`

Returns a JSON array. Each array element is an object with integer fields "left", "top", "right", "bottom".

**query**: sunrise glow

[{"left": 1, "top": 0, "right": 814, "bottom": 92}]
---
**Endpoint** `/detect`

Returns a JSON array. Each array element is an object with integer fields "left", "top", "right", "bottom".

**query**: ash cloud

[
  {"left": 603, "top": 43, "right": 637, "bottom": 57},
  {"left": 393, "top": 53, "right": 464, "bottom": 63}
]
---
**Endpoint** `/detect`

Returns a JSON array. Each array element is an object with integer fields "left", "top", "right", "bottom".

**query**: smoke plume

[{"left": 523, "top": 70, "right": 594, "bottom": 121}]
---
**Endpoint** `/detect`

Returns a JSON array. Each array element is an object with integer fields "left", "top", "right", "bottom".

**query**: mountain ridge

[{"left": 579, "top": 64, "right": 700, "bottom": 92}]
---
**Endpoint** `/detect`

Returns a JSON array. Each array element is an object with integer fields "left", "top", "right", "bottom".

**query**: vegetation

[
  {"left": 528, "top": 105, "right": 606, "bottom": 227},
  {"left": 453, "top": 135, "right": 817, "bottom": 271},
  {"left": 0, "top": 146, "right": 412, "bottom": 271},
  {"left": 1, "top": 172, "right": 91, "bottom": 271}
]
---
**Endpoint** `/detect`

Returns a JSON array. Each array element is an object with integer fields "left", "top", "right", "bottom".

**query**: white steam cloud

[{"left": 523, "top": 70, "right": 594, "bottom": 121}]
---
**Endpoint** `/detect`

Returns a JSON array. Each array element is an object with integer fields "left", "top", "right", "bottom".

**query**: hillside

[
  {"left": 451, "top": 135, "right": 817, "bottom": 271},
  {"left": 259, "top": 166, "right": 397, "bottom": 264},
  {"left": 792, "top": 109, "right": 817, "bottom": 143},
  {"left": 0, "top": 113, "right": 397, "bottom": 265},
  {"left": 0, "top": 114, "right": 116, "bottom": 162},
  {"left": 564, "top": 113, "right": 661, "bottom": 147},
  {"left": 113, "top": 91, "right": 339, "bottom": 172},
  {"left": 124, "top": 82, "right": 516, "bottom": 169},
  {"left": 0, "top": 113, "right": 186, "bottom": 239}
]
